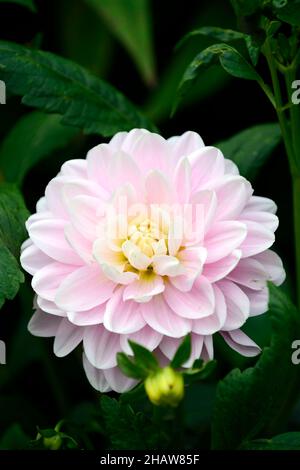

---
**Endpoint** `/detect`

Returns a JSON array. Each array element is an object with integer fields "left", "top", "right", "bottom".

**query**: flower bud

[
  {"left": 43, "top": 434, "right": 62, "bottom": 450},
  {"left": 144, "top": 366, "right": 184, "bottom": 407}
]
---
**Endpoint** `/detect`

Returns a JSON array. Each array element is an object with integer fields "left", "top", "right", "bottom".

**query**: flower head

[
  {"left": 145, "top": 366, "right": 184, "bottom": 407},
  {"left": 21, "top": 129, "right": 285, "bottom": 393}
]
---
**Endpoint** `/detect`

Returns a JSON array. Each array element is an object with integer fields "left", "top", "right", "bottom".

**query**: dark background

[{"left": 0, "top": 0, "right": 295, "bottom": 449}]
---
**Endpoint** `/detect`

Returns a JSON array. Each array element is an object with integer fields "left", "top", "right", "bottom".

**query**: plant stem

[
  {"left": 264, "top": 40, "right": 300, "bottom": 306},
  {"left": 293, "top": 176, "right": 300, "bottom": 306}
]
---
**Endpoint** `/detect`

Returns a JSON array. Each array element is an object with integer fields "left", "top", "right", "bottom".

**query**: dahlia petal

[
  {"left": 145, "top": 170, "right": 174, "bottom": 204},
  {"left": 36, "top": 297, "right": 66, "bottom": 316},
  {"left": 152, "top": 255, "right": 185, "bottom": 276},
  {"left": 141, "top": 295, "right": 191, "bottom": 338},
  {"left": 28, "top": 309, "right": 61, "bottom": 337},
  {"left": 68, "top": 304, "right": 106, "bottom": 326},
  {"left": 164, "top": 275, "right": 214, "bottom": 319},
  {"left": 169, "top": 247, "right": 207, "bottom": 292},
  {"left": 240, "top": 211, "right": 279, "bottom": 232},
  {"left": 202, "top": 335, "right": 214, "bottom": 360},
  {"left": 240, "top": 221, "right": 275, "bottom": 257},
  {"left": 103, "top": 367, "right": 138, "bottom": 393},
  {"left": 214, "top": 175, "right": 252, "bottom": 220},
  {"left": 109, "top": 131, "right": 128, "bottom": 150},
  {"left": 218, "top": 280, "right": 250, "bottom": 330},
  {"left": 83, "top": 325, "right": 121, "bottom": 369},
  {"left": 104, "top": 288, "right": 146, "bottom": 333},
  {"left": 242, "top": 286, "right": 269, "bottom": 316},
  {"left": 61, "top": 159, "right": 87, "bottom": 178},
  {"left": 168, "top": 215, "right": 184, "bottom": 256},
  {"left": 82, "top": 353, "right": 111, "bottom": 392},
  {"left": 32, "top": 261, "right": 75, "bottom": 301},
  {"left": 101, "top": 263, "right": 138, "bottom": 285},
  {"left": 64, "top": 224, "right": 93, "bottom": 263},
  {"left": 202, "top": 249, "right": 241, "bottom": 282},
  {"left": 228, "top": 257, "right": 269, "bottom": 290},
  {"left": 122, "top": 240, "right": 152, "bottom": 270},
  {"left": 244, "top": 195, "right": 277, "bottom": 214},
  {"left": 123, "top": 272, "right": 164, "bottom": 302},
  {"left": 173, "top": 157, "right": 191, "bottom": 203},
  {"left": 220, "top": 329, "right": 261, "bottom": 357},
  {"left": 36, "top": 197, "right": 48, "bottom": 212},
  {"left": 224, "top": 158, "right": 239, "bottom": 175},
  {"left": 189, "top": 146, "right": 225, "bottom": 191},
  {"left": 20, "top": 243, "right": 52, "bottom": 275},
  {"left": 254, "top": 249, "right": 286, "bottom": 286},
  {"left": 120, "top": 326, "right": 163, "bottom": 354},
  {"left": 128, "top": 132, "right": 169, "bottom": 174},
  {"left": 66, "top": 195, "right": 102, "bottom": 241},
  {"left": 55, "top": 264, "right": 115, "bottom": 312},
  {"left": 205, "top": 221, "right": 247, "bottom": 263},
  {"left": 168, "top": 131, "right": 204, "bottom": 163},
  {"left": 190, "top": 190, "right": 217, "bottom": 234},
  {"left": 193, "top": 284, "right": 226, "bottom": 334},
  {"left": 28, "top": 219, "right": 83, "bottom": 265},
  {"left": 53, "top": 318, "right": 84, "bottom": 357}
]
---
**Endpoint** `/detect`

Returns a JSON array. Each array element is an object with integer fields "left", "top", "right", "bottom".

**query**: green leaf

[
  {"left": 242, "top": 432, "right": 300, "bottom": 450},
  {"left": 217, "top": 122, "right": 281, "bottom": 180},
  {"left": 175, "top": 43, "right": 262, "bottom": 114},
  {"left": 0, "top": 424, "right": 29, "bottom": 450},
  {"left": 212, "top": 285, "right": 300, "bottom": 450},
  {"left": 231, "top": 0, "right": 262, "bottom": 17},
  {"left": 0, "top": 41, "right": 155, "bottom": 137},
  {"left": 84, "top": 0, "right": 156, "bottom": 86},
  {"left": 0, "top": 0, "right": 36, "bottom": 12},
  {"left": 117, "top": 352, "right": 147, "bottom": 380},
  {"left": 0, "top": 111, "right": 78, "bottom": 185},
  {"left": 184, "top": 360, "right": 217, "bottom": 384},
  {"left": 100, "top": 395, "right": 160, "bottom": 449},
  {"left": 273, "top": 0, "right": 300, "bottom": 27},
  {"left": 0, "top": 184, "right": 29, "bottom": 308},
  {"left": 128, "top": 341, "right": 159, "bottom": 373},
  {"left": 177, "top": 26, "right": 260, "bottom": 66},
  {"left": 171, "top": 335, "right": 191, "bottom": 368}
]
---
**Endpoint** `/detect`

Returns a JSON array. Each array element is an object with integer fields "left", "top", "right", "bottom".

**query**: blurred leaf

[
  {"left": 0, "top": 424, "right": 29, "bottom": 450},
  {"left": 174, "top": 43, "right": 262, "bottom": 114},
  {"left": 184, "top": 360, "right": 217, "bottom": 384},
  {"left": 0, "top": 0, "right": 36, "bottom": 12},
  {"left": 100, "top": 395, "right": 160, "bottom": 450},
  {"left": 144, "top": 1, "right": 234, "bottom": 123},
  {"left": 231, "top": 0, "right": 262, "bottom": 16},
  {"left": 217, "top": 122, "right": 281, "bottom": 180},
  {"left": 59, "top": 0, "right": 114, "bottom": 77},
  {"left": 117, "top": 352, "right": 147, "bottom": 380},
  {"left": 0, "top": 41, "right": 156, "bottom": 137},
  {"left": 128, "top": 341, "right": 159, "bottom": 372},
  {"left": 212, "top": 285, "right": 300, "bottom": 450},
  {"left": 241, "top": 432, "right": 300, "bottom": 450},
  {"left": 171, "top": 335, "right": 191, "bottom": 369},
  {"left": 0, "top": 184, "right": 29, "bottom": 308},
  {"left": 273, "top": 0, "right": 300, "bottom": 27},
  {"left": 0, "top": 111, "right": 78, "bottom": 185},
  {"left": 84, "top": 0, "right": 156, "bottom": 86}
]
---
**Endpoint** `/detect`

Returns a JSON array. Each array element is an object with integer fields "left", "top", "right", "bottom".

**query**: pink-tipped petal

[{"left": 220, "top": 329, "right": 261, "bottom": 357}]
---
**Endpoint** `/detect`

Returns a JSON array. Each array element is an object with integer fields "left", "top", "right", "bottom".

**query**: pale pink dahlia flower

[{"left": 21, "top": 129, "right": 285, "bottom": 393}]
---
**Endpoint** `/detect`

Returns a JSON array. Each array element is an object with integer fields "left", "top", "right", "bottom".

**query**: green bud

[
  {"left": 144, "top": 366, "right": 184, "bottom": 407},
  {"left": 43, "top": 434, "right": 62, "bottom": 450}
]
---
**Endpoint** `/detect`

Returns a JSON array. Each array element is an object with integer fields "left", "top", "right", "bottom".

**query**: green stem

[
  {"left": 264, "top": 41, "right": 295, "bottom": 172},
  {"left": 293, "top": 176, "right": 300, "bottom": 307}
]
